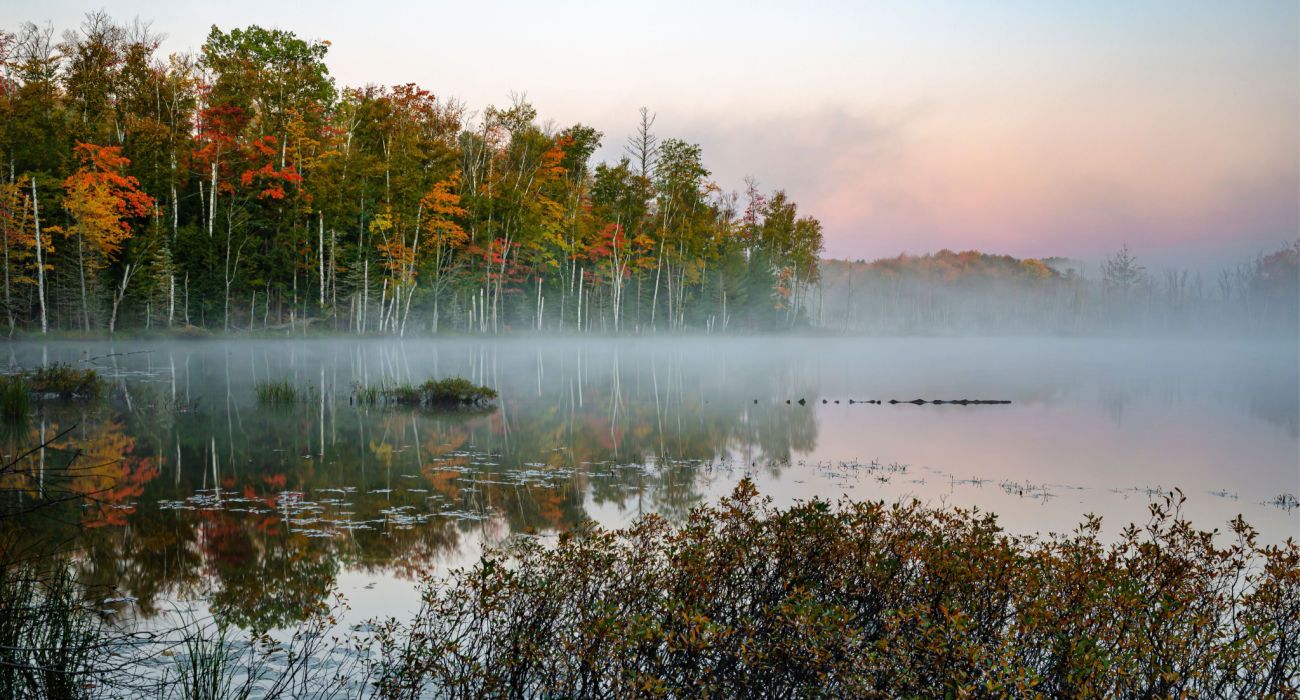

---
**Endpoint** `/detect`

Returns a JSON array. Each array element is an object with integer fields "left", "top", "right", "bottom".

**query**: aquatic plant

[
  {"left": 254, "top": 380, "right": 300, "bottom": 406},
  {"left": 28, "top": 363, "right": 103, "bottom": 399},
  {"left": 0, "top": 559, "right": 114, "bottom": 699},
  {"left": 0, "top": 364, "right": 104, "bottom": 416},
  {"left": 418, "top": 377, "right": 498, "bottom": 405},
  {"left": 0, "top": 375, "right": 31, "bottom": 422},
  {"left": 166, "top": 623, "right": 247, "bottom": 700},
  {"left": 371, "top": 480, "right": 1300, "bottom": 698},
  {"left": 149, "top": 591, "right": 373, "bottom": 700},
  {"left": 352, "top": 377, "right": 497, "bottom": 408}
]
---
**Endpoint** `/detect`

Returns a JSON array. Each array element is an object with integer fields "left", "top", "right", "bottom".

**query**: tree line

[
  {"left": 815, "top": 242, "right": 1299, "bottom": 335},
  {"left": 0, "top": 13, "right": 824, "bottom": 336}
]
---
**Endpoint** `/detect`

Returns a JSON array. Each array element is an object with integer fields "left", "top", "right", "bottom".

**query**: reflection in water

[{"left": 0, "top": 337, "right": 1295, "bottom": 629}]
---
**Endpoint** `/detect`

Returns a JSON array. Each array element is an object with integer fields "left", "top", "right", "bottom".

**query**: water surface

[{"left": 1, "top": 337, "right": 1295, "bottom": 628}]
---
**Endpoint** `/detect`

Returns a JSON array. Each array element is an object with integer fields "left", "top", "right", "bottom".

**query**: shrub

[
  {"left": 417, "top": 378, "right": 498, "bottom": 406},
  {"left": 373, "top": 480, "right": 1300, "bottom": 699},
  {"left": 171, "top": 325, "right": 212, "bottom": 339}
]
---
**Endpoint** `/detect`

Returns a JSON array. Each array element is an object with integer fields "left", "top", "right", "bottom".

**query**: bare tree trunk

[
  {"left": 650, "top": 244, "right": 663, "bottom": 331},
  {"left": 319, "top": 211, "right": 325, "bottom": 313},
  {"left": 2, "top": 187, "right": 11, "bottom": 335},
  {"left": 223, "top": 206, "right": 244, "bottom": 333},
  {"left": 536, "top": 276, "right": 543, "bottom": 331},
  {"left": 77, "top": 234, "right": 91, "bottom": 331},
  {"left": 361, "top": 259, "right": 368, "bottom": 334},
  {"left": 108, "top": 263, "right": 136, "bottom": 335},
  {"left": 31, "top": 177, "right": 46, "bottom": 334},
  {"left": 208, "top": 159, "right": 217, "bottom": 237}
]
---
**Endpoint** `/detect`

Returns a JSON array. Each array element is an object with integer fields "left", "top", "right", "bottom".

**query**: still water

[{"left": 1, "top": 337, "right": 1296, "bottom": 629}]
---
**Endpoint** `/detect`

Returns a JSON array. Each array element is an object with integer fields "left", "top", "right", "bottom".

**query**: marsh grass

[
  {"left": 150, "top": 595, "right": 374, "bottom": 700},
  {"left": 0, "top": 364, "right": 103, "bottom": 414},
  {"left": 0, "top": 555, "right": 369, "bottom": 699},
  {"left": 0, "top": 364, "right": 104, "bottom": 423},
  {"left": 0, "top": 375, "right": 31, "bottom": 422},
  {"left": 0, "top": 559, "right": 113, "bottom": 699},
  {"left": 163, "top": 622, "right": 255, "bottom": 700},
  {"left": 352, "top": 377, "right": 497, "bottom": 408},
  {"left": 28, "top": 364, "right": 103, "bottom": 399},
  {"left": 254, "top": 380, "right": 301, "bottom": 406}
]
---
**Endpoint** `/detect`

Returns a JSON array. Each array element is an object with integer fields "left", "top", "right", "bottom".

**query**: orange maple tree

[{"left": 61, "top": 143, "right": 155, "bottom": 263}]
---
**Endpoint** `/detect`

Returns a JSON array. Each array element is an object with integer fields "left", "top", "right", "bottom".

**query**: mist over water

[{"left": 1, "top": 335, "right": 1295, "bottom": 627}]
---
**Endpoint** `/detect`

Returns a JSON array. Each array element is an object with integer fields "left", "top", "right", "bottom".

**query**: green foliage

[
  {"left": 373, "top": 480, "right": 1300, "bottom": 698},
  {"left": 0, "top": 375, "right": 31, "bottom": 422},
  {"left": 418, "top": 377, "right": 498, "bottom": 405},
  {"left": 0, "top": 364, "right": 103, "bottom": 406},
  {"left": 352, "top": 377, "right": 497, "bottom": 408},
  {"left": 254, "top": 379, "right": 299, "bottom": 406},
  {"left": 28, "top": 363, "right": 103, "bottom": 399}
]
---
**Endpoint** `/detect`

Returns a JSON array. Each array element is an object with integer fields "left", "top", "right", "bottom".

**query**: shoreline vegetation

[
  {"left": 0, "top": 480, "right": 1296, "bottom": 698},
  {"left": 351, "top": 378, "right": 498, "bottom": 408},
  {"left": 253, "top": 376, "right": 498, "bottom": 408},
  {"left": 0, "top": 363, "right": 104, "bottom": 420},
  {"left": 0, "top": 14, "right": 1294, "bottom": 339}
]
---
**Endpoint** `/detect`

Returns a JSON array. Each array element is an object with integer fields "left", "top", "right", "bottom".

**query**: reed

[
  {"left": 0, "top": 559, "right": 111, "bottom": 699},
  {"left": 254, "top": 380, "right": 299, "bottom": 406},
  {"left": 0, "top": 375, "right": 31, "bottom": 422}
]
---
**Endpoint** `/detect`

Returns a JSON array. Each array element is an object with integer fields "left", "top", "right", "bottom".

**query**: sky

[{"left": 4, "top": 1, "right": 1297, "bottom": 267}]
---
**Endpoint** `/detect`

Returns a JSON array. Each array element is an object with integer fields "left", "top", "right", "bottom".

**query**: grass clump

[
  {"left": 28, "top": 363, "right": 102, "bottom": 399},
  {"left": 254, "top": 379, "right": 300, "bottom": 406},
  {"left": 353, "top": 377, "right": 497, "bottom": 408},
  {"left": 419, "top": 377, "right": 498, "bottom": 405},
  {"left": 0, "top": 559, "right": 113, "bottom": 699},
  {"left": 373, "top": 480, "right": 1300, "bottom": 698},
  {"left": 0, "top": 364, "right": 103, "bottom": 421},
  {"left": 0, "top": 375, "right": 31, "bottom": 422}
]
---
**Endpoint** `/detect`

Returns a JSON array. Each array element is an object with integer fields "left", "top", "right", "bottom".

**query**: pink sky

[{"left": 8, "top": 0, "right": 1298, "bottom": 267}]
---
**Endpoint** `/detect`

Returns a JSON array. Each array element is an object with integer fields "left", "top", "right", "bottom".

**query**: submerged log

[
  {"left": 790, "top": 398, "right": 1010, "bottom": 406},
  {"left": 888, "top": 398, "right": 1012, "bottom": 406}
]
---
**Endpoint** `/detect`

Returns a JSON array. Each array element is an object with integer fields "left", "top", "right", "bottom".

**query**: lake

[{"left": 1, "top": 336, "right": 1296, "bottom": 630}]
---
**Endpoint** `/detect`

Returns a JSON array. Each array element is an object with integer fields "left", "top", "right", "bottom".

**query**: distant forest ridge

[
  {"left": 815, "top": 245, "right": 1298, "bottom": 334},
  {"left": 0, "top": 14, "right": 1294, "bottom": 336}
]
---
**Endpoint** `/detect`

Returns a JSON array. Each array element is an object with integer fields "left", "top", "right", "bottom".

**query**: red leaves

[
  {"left": 236, "top": 136, "right": 303, "bottom": 200},
  {"left": 62, "top": 143, "right": 155, "bottom": 261},
  {"left": 239, "top": 162, "right": 302, "bottom": 200}
]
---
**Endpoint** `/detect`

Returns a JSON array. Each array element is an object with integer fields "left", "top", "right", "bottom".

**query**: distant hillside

[{"left": 808, "top": 245, "right": 1297, "bottom": 334}]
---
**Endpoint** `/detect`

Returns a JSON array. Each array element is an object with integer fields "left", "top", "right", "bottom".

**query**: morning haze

[{"left": 0, "top": 3, "right": 1296, "bottom": 698}]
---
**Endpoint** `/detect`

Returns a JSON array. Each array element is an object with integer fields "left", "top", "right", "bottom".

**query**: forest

[
  {"left": 1, "top": 13, "right": 1295, "bottom": 338},
  {"left": 0, "top": 13, "right": 824, "bottom": 336}
]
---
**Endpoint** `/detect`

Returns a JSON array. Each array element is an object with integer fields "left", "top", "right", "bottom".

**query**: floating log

[
  {"left": 784, "top": 398, "right": 1010, "bottom": 406},
  {"left": 889, "top": 398, "right": 1012, "bottom": 405}
]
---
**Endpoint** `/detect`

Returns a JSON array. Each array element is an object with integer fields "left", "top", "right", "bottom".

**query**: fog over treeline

[
  {"left": 815, "top": 243, "right": 1299, "bottom": 335},
  {"left": 0, "top": 13, "right": 1293, "bottom": 338}
]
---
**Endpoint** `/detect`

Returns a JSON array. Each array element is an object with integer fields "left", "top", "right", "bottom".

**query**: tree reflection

[{"left": 0, "top": 344, "right": 819, "bottom": 629}]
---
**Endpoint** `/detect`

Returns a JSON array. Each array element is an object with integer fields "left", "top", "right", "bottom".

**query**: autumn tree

[{"left": 60, "top": 142, "right": 154, "bottom": 331}]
